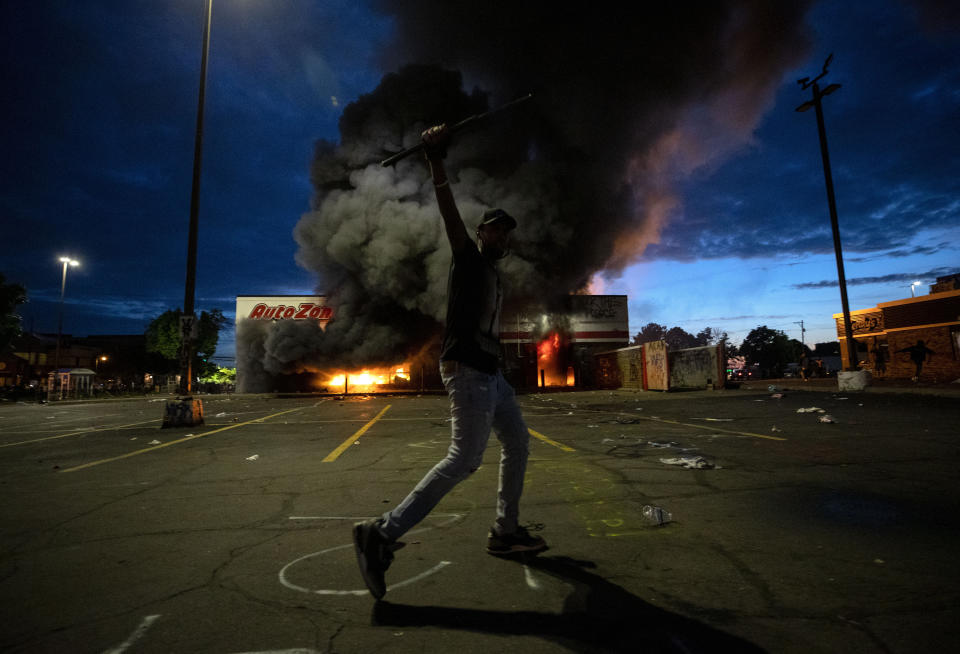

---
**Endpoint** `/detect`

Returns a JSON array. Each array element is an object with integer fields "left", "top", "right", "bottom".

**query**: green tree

[
  {"left": 664, "top": 326, "right": 699, "bottom": 350},
  {"left": 696, "top": 327, "right": 728, "bottom": 347},
  {"left": 739, "top": 325, "right": 799, "bottom": 378},
  {"left": 632, "top": 322, "right": 667, "bottom": 345},
  {"left": 200, "top": 366, "right": 236, "bottom": 384},
  {"left": 0, "top": 274, "right": 27, "bottom": 352},
  {"left": 145, "top": 309, "right": 228, "bottom": 378}
]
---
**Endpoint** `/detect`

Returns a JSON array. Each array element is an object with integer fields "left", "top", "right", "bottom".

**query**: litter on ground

[
  {"left": 246, "top": 454, "right": 260, "bottom": 461},
  {"left": 818, "top": 415, "right": 837, "bottom": 423},
  {"left": 797, "top": 407, "right": 826, "bottom": 413},
  {"left": 660, "top": 455, "right": 714, "bottom": 469},
  {"left": 648, "top": 441, "right": 679, "bottom": 448}
]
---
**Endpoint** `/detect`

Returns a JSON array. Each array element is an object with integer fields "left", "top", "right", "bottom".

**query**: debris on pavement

[
  {"left": 818, "top": 415, "right": 837, "bottom": 423},
  {"left": 148, "top": 439, "right": 161, "bottom": 445},
  {"left": 648, "top": 441, "right": 679, "bottom": 448},
  {"left": 771, "top": 426, "right": 782, "bottom": 432},
  {"left": 246, "top": 454, "right": 260, "bottom": 461},
  {"left": 660, "top": 455, "right": 714, "bottom": 469},
  {"left": 797, "top": 407, "right": 826, "bottom": 413},
  {"left": 771, "top": 392, "right": 785, "bottom": 399},
  {"left": 642, "top": 504, "right": 672, "bottom": 526}
]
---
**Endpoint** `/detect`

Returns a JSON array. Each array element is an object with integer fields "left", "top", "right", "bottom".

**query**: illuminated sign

[{"left": 235, "top": 296, "right": 333, "bottom": 323}]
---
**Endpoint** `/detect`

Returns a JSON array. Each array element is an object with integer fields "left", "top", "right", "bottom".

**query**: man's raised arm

[{"left": 422, "top": 124, "right": 470, "bottom": 253}]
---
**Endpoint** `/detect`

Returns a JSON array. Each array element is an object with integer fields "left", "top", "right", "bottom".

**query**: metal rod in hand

[{"left": 380, "top": 93, "right": 533, "bottom": 167}]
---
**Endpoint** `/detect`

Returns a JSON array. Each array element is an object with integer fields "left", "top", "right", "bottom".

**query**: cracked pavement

[{"left": 1, "top": 386, "right": 958, "bottom": 653}]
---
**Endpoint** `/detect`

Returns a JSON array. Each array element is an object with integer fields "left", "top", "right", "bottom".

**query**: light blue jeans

[{"left": 379, "top": 361, "right": 531, "bottom": 541}]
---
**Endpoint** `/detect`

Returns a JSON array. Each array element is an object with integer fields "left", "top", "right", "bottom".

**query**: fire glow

[
  {"left": 537, "top": 332, "right": 575, "bottom": 387},
  {"left": 325, "top": 366, "right": 411, "bottom": 392}
]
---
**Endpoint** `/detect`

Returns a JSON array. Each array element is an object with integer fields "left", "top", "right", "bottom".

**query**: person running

[
  {"left": 352, "top": 123, "right": 547, "bottom": 600},
  {"left": 897, "top": 340, "right": 935, "bottom": 380}
]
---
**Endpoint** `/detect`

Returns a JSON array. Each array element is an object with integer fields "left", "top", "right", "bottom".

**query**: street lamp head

[
  {"left": 822, "top": 83, "right": 842, "bottom": 96},
  {"left": 59, "top": 257, "right": 79, "bottom": 266},
  {"left": 795, "top": 101, "right": 815, "bottom": 113}
]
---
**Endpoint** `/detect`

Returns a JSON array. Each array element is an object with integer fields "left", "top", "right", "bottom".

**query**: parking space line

[
  {"left": 322, "top": 404, "right": 392, "bottom": 462},
  {"left": 529, "top": 428, "right": 576, "bottom": 452},
  {"left": 59, "top": 407, "right": 307, "bottom": 473},
  {"left": 0, "top": 418, "right": 163, "bottom": 449},
  {"left": 639, "top": 415, "right": 787, "bottom": 441}
]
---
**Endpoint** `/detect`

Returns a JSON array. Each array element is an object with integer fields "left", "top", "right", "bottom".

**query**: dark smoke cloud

[{"left": 239, "top": 1, "right": 815, "bottom": 390}]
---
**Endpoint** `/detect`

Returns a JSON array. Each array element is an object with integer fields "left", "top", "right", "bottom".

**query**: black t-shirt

[{"left": 439, "top": 244, "right": 502, "bottom": 374}]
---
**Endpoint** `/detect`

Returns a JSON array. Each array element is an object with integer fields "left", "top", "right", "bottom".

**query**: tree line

[{"left": 632, "top": 322, "right": 840, "bottom": 378}]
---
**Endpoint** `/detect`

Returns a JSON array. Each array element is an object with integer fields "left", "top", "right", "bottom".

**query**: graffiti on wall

[{"left": 644, "top": 341, "right": 668, "bottom": 390}]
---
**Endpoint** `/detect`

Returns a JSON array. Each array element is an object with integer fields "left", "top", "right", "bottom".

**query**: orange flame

[
  {"left": 323, "top": 366, "right": 411, "bottom": 391},
  {"left": 537, "top": 332, "right": 573, "bottom": 387}
]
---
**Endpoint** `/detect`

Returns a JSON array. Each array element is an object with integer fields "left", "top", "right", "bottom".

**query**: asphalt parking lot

[{"left": 1, "top": 385, "right": 958, "bottom": 653}]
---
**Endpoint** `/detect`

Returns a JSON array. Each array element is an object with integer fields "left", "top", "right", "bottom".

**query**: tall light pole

[
  {"left": 910, "top": 280, "right": 922, "bottom": 297},
  {"left": 796, "top": 54, "right": 858, "bottom": 372},
  {"left": 181, "top": 0, "right": 213, "bottom": 397},
  {"left": 164, "top": 0, "right": 212, "bottom": 427},
  {"left": 54, "top": 256, "right": 79, "bottom": 398}
]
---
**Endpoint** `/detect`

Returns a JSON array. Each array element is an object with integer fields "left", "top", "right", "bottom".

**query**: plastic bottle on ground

[{"left": 642, "top": 505, "right": 672, "bottom": 526}]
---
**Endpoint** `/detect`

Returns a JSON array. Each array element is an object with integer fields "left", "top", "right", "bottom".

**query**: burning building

[
  {"left": 237, "top": 5, "right": 813, "bottom": 393},
  {"left": 501, "top": 295, "right": 629, "bottom": 389},
  {"left": 235, "top": 293, "right": 627, "bottom": 393}
]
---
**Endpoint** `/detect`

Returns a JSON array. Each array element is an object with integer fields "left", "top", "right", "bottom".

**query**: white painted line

[
  {"left": 523, "top": 564, "right": 543, "bottom": 591},
  {"left": 101, "top": 614, "right": 161, "bottom": 654},
  {"left": 279, "top": 513, "right": 463, "bottom": 595}
]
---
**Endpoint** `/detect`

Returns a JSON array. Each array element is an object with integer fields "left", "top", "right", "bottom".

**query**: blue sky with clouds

[{"left": 2, "top": 0, "right": 957, "bottom": 365}]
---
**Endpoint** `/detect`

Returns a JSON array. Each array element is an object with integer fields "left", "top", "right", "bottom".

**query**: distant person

[
  {"left": 799, "top": 353, "right": 809, "bottom": 381},
  {"left": 897, "top": 340, "right": 935, "bottom": 380},
  {"left": 814, "top": 358, "right": 825, "bottom": 378},
  {"left": 870, "top": 344, "right": 886, "bottom": 377},
  {"left": 352, "top": 122, "right": 546, "bottom": 601}
]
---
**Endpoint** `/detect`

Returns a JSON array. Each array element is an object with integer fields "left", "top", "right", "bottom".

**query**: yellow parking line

[
  {"left": 59, "top": 407, "right": 306, "bottom": 473},
  {"left": 0, "top": 418, "right": 163, "bottom": 449},
  {"left": 641, "top": 415, "right": 787, "bottom": 441},
  {"left": 529, "top": 428, "right": 576, "bottom": 452},
  {"left": 322, "top": 404, "right": 392, "bottom": 462}
]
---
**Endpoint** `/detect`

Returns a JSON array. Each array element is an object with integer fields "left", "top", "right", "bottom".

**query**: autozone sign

[{"left": 235, "top": 296, "right": 333, "bottom": 323}]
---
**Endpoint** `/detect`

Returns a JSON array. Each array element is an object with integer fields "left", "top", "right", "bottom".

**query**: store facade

[{"left": 835, "top": 274, "right": 960, "bottom": 381}]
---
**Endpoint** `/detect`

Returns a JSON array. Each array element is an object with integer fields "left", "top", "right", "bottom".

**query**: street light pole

[
  {"left": 796, "top": 54, "right": 858, "bottom": 372},
  {"left": 54, "top": 257, "right": 79, "bottom": 397},
  {"left": 181, "top": 0, "right": 213, "bottom": 397},
  {"left": 163, "top": 0, "right": 211, "bottom": 427}
]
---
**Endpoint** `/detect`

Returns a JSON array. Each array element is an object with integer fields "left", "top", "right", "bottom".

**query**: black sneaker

[
  {"left": 352, "top": 520, "right": 402, "bottom": 599},
  {"left": 486, "top": 525, "right": 548, "bottom": 556}
]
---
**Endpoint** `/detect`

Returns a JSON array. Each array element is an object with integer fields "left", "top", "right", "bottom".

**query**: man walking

[{"left": 352, "top": 123, "right": 547, "bottom": 600}]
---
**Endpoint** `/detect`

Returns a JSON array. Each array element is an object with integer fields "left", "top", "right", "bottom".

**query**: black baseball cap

[{"left": 478, "top": 208, "right": 517, "bottom": 230}]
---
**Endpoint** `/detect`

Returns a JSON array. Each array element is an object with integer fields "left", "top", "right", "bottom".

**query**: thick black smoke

[{"left": 238, "top": 1, "right": 814, "bottom": 391}]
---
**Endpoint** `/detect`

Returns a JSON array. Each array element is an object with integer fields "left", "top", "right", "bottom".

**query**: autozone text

[{"left": 248, "top": 303, "right": 333, "bottom": 320}]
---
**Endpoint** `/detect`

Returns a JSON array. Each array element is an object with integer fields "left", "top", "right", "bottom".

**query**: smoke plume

[{"left": 238, "top": 1, "right": 814, "bottom": 391}]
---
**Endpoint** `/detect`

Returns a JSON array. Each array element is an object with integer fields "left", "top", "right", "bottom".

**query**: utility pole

[
  {"left": 164, "top": 0, "right": 212, "bottom": 427},
  {"left": 796, "top": 54, "right": 858, "bottom": 372},
  {"left": 793, "top": 320, "right": 806, "bottom": 349}
]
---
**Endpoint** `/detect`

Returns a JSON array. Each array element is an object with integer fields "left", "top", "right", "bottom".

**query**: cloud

[
  {"left": 232, "top": 3, "right": 817, "bottom": 390},
  {"left": 791, "top": 266, "right": 955, "bottom": 289}
]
